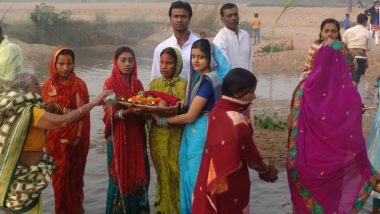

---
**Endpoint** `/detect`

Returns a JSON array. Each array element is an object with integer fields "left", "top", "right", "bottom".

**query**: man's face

[
  {"left": 221, "top": 7, "right": 239, "bottom": 31},
  {"left": 170, "top": 8, "right": 190, "bottom": 33}
]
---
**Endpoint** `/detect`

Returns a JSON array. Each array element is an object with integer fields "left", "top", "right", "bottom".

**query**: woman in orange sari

[{"left": 41, "top": 48, "right": 90, "bottom": 214}]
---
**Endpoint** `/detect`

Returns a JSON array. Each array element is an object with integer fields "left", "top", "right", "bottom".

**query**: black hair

[
  {"left": 169, "top": 1, "right": 192, "bottom": 18},
  {"left": 57, "top": 49, "right": 75, "bottom": 64},
  {"left": 357, "top": 13, "right": 368, "bottom": 24},
  {"left": 160, "top": 47, "right": 178, "bottom": 65},
  {"left": 319, "top": 18, "right": 342, "bottom": 43},
  {"left": 222, "top": 68, "right": 257, "bottom": 98},
  {"left": 115, "top": 46, "right": 135, "bottom": 61},
  {"left": 220, "top": 3, "right": 237, "bottom": 16},
  {"left": 191, "top": 39, "right": 211, "bottom": 62},
  {"left": 254, "top": 13, "right": 259, "bottom": 18},
  {"left": 375, "top": 1, "right": 379, "bottom": 5}
]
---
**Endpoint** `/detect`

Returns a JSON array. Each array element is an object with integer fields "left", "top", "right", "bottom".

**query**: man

[
  {"left": 342, "top": 13, "right": 373, "bottom": 87},
  {"left": 151, "top": 1, "right": 199, "bottom": 81},
  {"left": 364, "top": 1, "right": 380, "bottom": 45},
  {"left": 214, "top": 3, "right": 252, "bottom": 72},
  {"left": 0, "top": 25, "right": 23, "bottom": 91}
]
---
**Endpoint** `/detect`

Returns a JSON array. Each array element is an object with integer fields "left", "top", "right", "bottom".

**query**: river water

[{"left": 19, "top": 49, "right": 377, "bottom": 213}]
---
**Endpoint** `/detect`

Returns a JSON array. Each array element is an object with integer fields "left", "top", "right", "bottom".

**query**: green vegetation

[
  {"left": 3, "top": 3, "right": 155, "bottom": 47},
  {"left": 30, "top": 3, "right": 72, "bottom": 26},
  {"left": 254, "top": 112, "right": 286, "bottom": 130},
  {"left": 260, "top": 43, "right": 284, "bottom": 53}
]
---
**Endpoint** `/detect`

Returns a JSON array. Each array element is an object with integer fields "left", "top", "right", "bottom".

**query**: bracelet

[
  {"left": 257, "top": 164, "right": 270, "bottom": 174},
  {"left": 118, "top": 110, "right": 125, "bottom": 119},
  {"left": 157, "top": 117, "right": 168, "bottom": 127}
]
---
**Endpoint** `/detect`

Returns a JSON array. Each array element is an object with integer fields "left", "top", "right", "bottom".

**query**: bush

[
  {"left": 30, "top": 3, "right": 72, "bottom": 27},
  {"left": 254, "top": 112, "right": 286, "bottom": 130},
  {"left": 260, "top": 43, "right": 284, "bottom": 53}
]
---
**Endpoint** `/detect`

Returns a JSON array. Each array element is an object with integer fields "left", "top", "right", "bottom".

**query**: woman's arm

[
  {"left": 166, "top": 96, "right": 207, "bottom": 125},
  {"left": 36, "top": 90, "right": 109, "bottom": 130}
]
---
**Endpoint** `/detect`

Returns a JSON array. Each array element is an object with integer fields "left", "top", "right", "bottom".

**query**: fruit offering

[{"left": 127, "top": 91, "right": 162, "bottom": 106}]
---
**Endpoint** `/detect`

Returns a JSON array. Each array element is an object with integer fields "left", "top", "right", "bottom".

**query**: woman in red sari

[
  {"left": 103, "top": 46, "right": 149, "bottom": 214},
  {"left": 192, "top": 68, "right": 278, "bottom": 214},
  {"left": 41, "top": 48, "right": 90, "bottom": 214}
]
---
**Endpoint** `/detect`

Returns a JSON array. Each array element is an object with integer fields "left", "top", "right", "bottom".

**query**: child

[
  {"left": 343, "top": 13, "right": 351, "bottom": 30},
  {"left": 367, "top": 77, "right": 380, "bottom": 214},
  {"left": 148, "top": 47, "right": 187, "bottom": 213},
  {"left": 192, "top": 68, "right": 278, "bottom": 213},
  {"left": 251, "top": 13, "right": 261, "bottom": 44}
]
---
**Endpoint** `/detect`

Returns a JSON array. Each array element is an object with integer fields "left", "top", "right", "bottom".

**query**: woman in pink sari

[{"left": 287, "top": 42, "right": 380, "bottom": 213}]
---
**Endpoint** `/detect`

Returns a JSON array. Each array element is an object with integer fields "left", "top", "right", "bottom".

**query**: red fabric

[
  {"left": 41, "top": 47, "right": 90, "bottom": 214},
  {"left": 192, "top": 97, "right": 263, "bottom": 214},
  {"left": 143, "top": 90, "right": 180, "bottom": 106},
  {"left": 103, "top": 46, "right": 148, "bottom": 195}
]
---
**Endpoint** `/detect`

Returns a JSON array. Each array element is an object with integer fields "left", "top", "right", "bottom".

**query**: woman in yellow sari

[{"left": 149, "top": 47, "right": 187, "bottom": 213}]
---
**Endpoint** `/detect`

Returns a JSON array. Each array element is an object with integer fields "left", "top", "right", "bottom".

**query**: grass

[
  {"left": 254, "top": 112, "right": 286, "bottom": 130},
  {"left": 260, "top": 43, "right": 284, "bottom": 53}
]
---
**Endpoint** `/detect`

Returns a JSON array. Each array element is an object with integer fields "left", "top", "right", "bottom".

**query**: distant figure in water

[{"left": 82, "top": 0, "right": 86, "bottom": 3}]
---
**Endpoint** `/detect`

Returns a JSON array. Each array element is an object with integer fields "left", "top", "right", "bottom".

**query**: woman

[
  {"left": 367, "top": 77, "right": 380, "bottom": 213},
  {"left": 301, "top": 18, "right": 355, "bottom": 81},
  {"left": 41, "top": 47, "right": 90, "bottom": 214},
  {"left": 287, "top": 42, "right": 380, "bottom": 213},
  {"left": 192, "top": 68, "right": 278, "bottom": 214},
  {"left": 103, "top": 46, "right": 149, "bottom": 214},
  {"left": 0, "top": 71, "right": 107, "bottom": 214},
  {"left": 152, "top": 39, "right": 230, "bottom": 214},
  {"left": 149, "top": 47, "right": 187, "bottom": 213}
]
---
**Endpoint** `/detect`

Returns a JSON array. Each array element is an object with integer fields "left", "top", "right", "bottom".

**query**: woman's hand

[
  {"left": 258, "top": 164, "right": 278, "bottom": 183},
  {"left": 44, "top": 103, "right": 59, "bottom": 113},
  {"left": 150, "top": 113, "right": 159, "bottom": 121},
  {"left": 94, "top": 89, "right": 113, "bottom": 106}
]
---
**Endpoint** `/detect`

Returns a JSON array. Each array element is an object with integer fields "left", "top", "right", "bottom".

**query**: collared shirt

[
  {"left": 342, "top": 24, "right": 373, "bottom": 54},
  {"left": 213, "top": 27, "right": 252, "bottom": 72},
  {"left": 151, "top": 32, "right": 200, "bottom": 81}
]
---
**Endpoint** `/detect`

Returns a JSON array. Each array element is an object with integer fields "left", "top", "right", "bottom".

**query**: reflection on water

[{"left": 27, "top": 52, "right": 377, "bottom": 213}]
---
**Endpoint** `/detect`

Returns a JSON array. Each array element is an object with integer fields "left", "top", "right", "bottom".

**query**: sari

[
  {"left": 0, "top": 36, "right": 23, "bottom": 91},
  {"left": 0, "top": 90, "right": 55, "bottom": 214},
  {"left": 103, "top": 46, "right": 149, "bottom": 214},
  {"left": 367, "top": 79, "right": 380, "bottom": 203},
  {"left": 179, "top": 44, "right": 230, "bottom": 214},
  {"left": 192, "top": 96, "right": 263, "bottom": 214},
  {"left": 41, "top": 48, "right": 90, "bottom": 214},
  {"left": 149, "top": 48, "right": 187, "bottom": 213},
  {"left": 287, "top": 45, "right": 379, "bottom": 213}
]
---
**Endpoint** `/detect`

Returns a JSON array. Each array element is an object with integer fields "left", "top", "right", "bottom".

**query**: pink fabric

[{"left": 292, "top": 46, "right": 371, "bottom": 213}]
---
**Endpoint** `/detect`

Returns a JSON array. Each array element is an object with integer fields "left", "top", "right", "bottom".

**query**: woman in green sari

[{"left": 149, "top": 47, "right": 187, "bottom": 213}]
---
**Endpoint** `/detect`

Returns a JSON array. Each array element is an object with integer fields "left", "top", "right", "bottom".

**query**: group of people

[{"left": 2, "top": 1, "right": 380, "bottom": 214}]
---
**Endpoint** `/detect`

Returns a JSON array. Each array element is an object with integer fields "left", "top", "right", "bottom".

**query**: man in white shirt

[
  {"left": 151, "top": 1, "right": 199, "bottom": 81},
  {"left": 342, "top": 13, "right": 374, "bottom": 86},
  {"left": 213, "top": 3, "right": 252, "bottom": 72}
]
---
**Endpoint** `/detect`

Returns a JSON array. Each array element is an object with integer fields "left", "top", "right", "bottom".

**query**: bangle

[
  {"left": 118, "top": 110, "right": 125, "bottom": 119},
  {"left": 157, "top": 117, "right": 168, "bottom": 127},
  {"left": 257, "top": 164, "right": 270, "bottom": 174}
]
